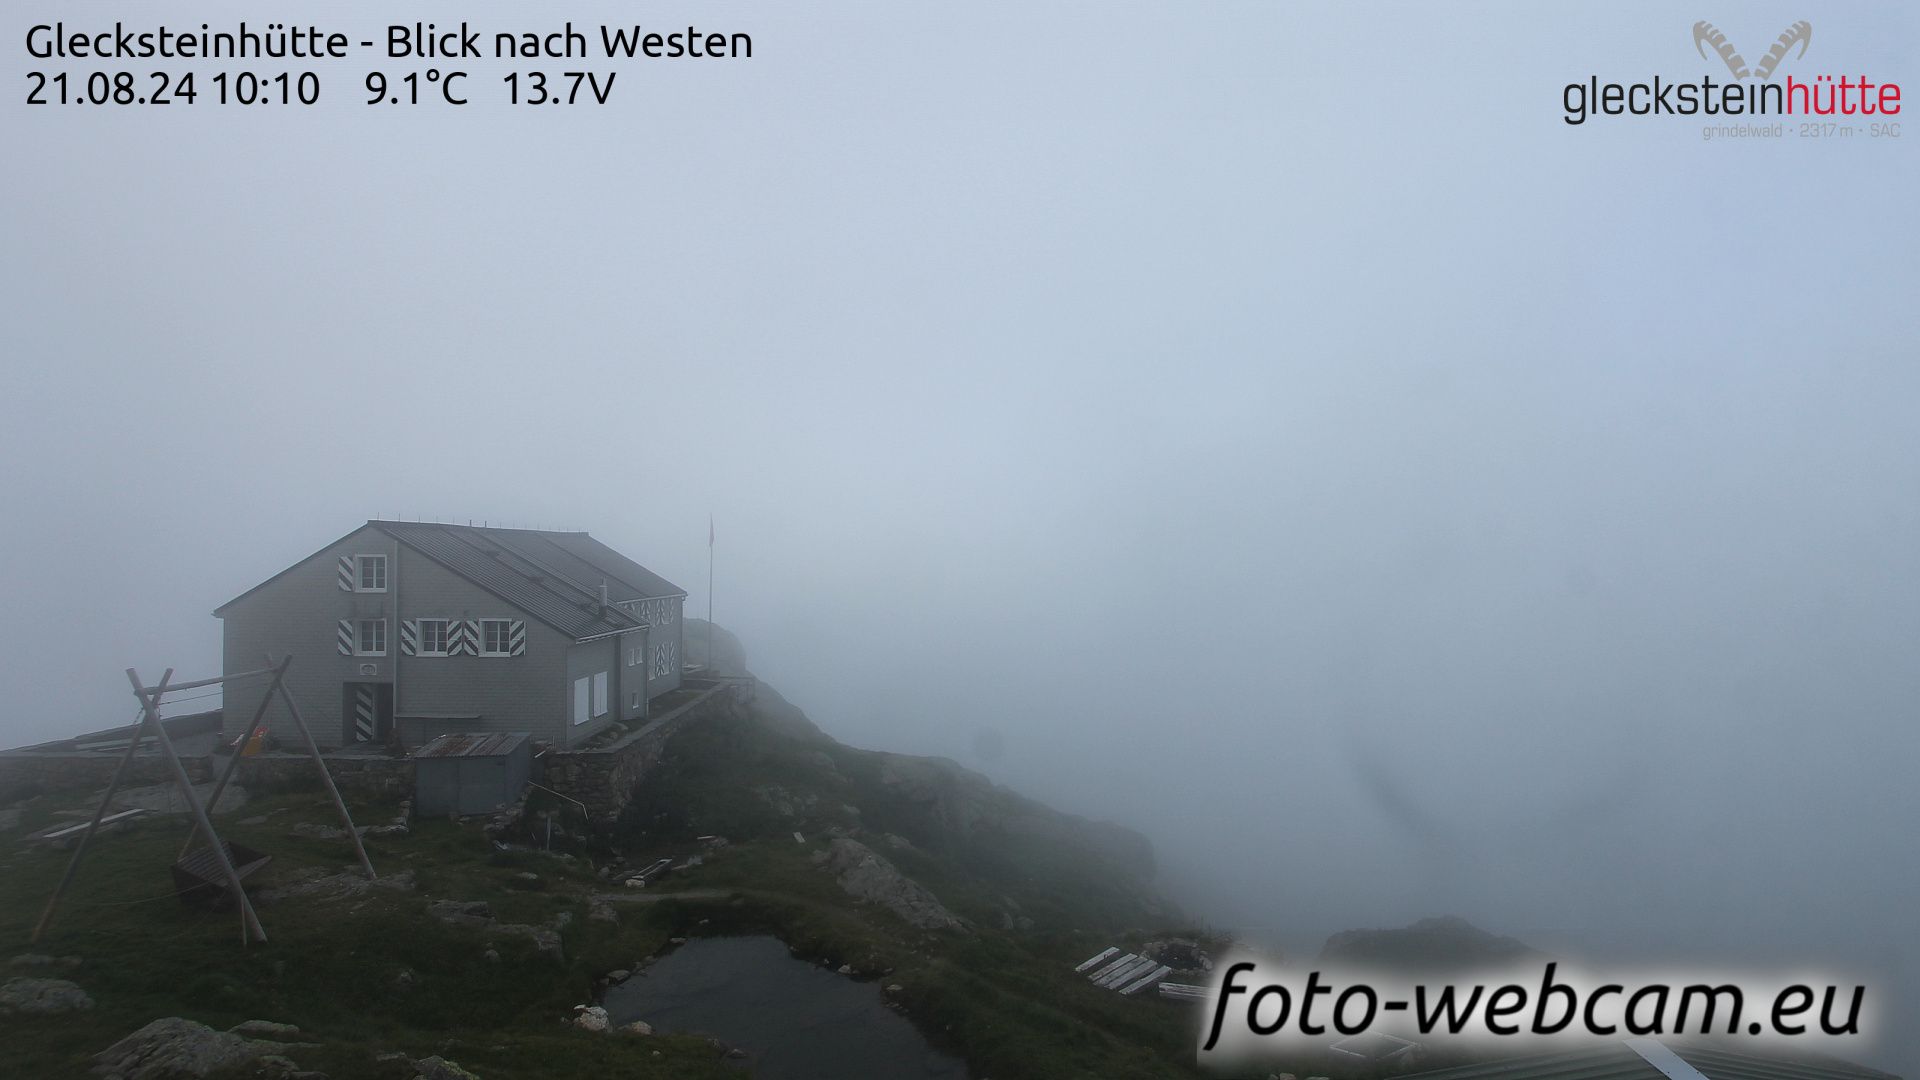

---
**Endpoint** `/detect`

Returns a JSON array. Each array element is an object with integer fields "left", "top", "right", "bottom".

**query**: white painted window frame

[
  {"left": 478, "top": 618, "right": 513, "bottom": 657},
  {"left": 356, "top": 618, "right": 387, "bottom": 656},
  {"left": 418, "top": 618, "right": 450, "bottom": 657},
  {"left": 355, "top": 554, "right": 388, "bottom": 592}
]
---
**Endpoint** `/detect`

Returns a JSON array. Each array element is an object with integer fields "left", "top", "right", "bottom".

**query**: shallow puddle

[{"left": 603, "top": 935, "right": 969, "bottom": 1080}]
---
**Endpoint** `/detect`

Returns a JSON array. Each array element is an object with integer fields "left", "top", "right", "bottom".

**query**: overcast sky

[{"left": 4, "top": 1, "right": 1916, "bottom": 1070}]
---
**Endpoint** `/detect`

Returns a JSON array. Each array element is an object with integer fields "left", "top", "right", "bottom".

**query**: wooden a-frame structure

[{"left": 31, "top": 654, "right": 376, "bottom": 946}]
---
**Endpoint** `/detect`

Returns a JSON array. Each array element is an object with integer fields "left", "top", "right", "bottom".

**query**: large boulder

[
  {"left": 683, "top": 618, "right": 749, "bottom": 677},
  {"left": 414, "top": 1057, "right": 482, "bottom": 1079},
  {"left": 823, "top": 838, "right": 964, "bottom": 931},
  {"left": 91, "top": 1017, "right": 278, "bottom": 1079},
  {"left": 0, "top": 976, "right": 93, "bottom": 1016}
]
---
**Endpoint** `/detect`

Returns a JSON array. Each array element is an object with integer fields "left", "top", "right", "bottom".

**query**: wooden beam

[
  {"left": 30, "top": 669, "right": 173, "bottom": 943},
  {"left": 266, "top": 655, "right": 376, "bottom": 880},
  {"left": 137, "top": 666, "right": 279, "bottom": 695},
  {"left": 1120, "top": 964, "right": 1173, "bottom": 996},
  {"left": 41, "top": 808, "right": 151, "bottom": 841},
  {"left": 179, "top": 655, "right": 292, "bottom": 861},
  {"left": 126, "top": 667, "right": 266, "bottom": 944},
  {"left": 1074, "top": 946, "right": 1120, "bottom": 973}
]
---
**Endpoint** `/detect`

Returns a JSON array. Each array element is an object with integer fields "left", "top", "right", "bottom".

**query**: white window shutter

[
  {"left": 336, "top": 556, "right": 353, "bottom": 591},
  {"left": 461, "top": 619, "right": 480, "bottom": 656},
  {"left": 336, "top": 619, "right": 352, "bottom": 655},
  {"left": 399, "top": 619, "right": 417, "bottom": 656},
  {"left": 509, "top": 620, "right": 526, "bottom": 656}
]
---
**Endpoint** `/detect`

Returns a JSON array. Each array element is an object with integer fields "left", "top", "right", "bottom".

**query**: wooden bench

[{"left": 172, "top": 841, "right": 272, "bottom": 906}]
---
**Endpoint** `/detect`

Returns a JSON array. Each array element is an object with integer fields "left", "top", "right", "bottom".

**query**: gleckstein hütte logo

[
  {"left": 1562, "top": 19, "right": 1902, "bottom": 126},
  {"left": 1692, "top": 20, "right": 1811, "bottom": 82}
]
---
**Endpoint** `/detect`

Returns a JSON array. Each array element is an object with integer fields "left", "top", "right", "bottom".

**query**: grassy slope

[
  {"left": 617, "top": 699, "right": 1214, "bottom": 1079},
  {"left": 0, "top": 793, "right": 743, "bottom": 1079},
  {"left": 0, "top": 695, "right": 1214, "bottom": 1079}
]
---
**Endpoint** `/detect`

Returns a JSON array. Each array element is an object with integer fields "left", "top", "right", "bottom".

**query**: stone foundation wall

[
  {"left": 542, "top": 678, "right": 754, "bottom": 823},
  {"left": 234, "top": 753, "right": 412, "bottom": 800},
  {"left": 0, "top": 753, "right": 214, "bottom": 802}
]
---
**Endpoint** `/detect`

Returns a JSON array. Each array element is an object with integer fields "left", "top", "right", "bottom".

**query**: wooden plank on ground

[
  {"left": 1094, "top": 956, "right": 1149, "bottom": 987},
  {"left": 40, "top": 808, "right": 149, "bottom": 841},
  {"left": 1096, "top": 955, "right": 1158, "bottom": 988},
  {"left": 1120, "top": 964, "right": 1173, "bottom": 995},
  {"left": 1074, "top": 947, "right": 1120, "bottom": 973},
  {"left": 1087, "top": 953, "right": 1137, "bottom": 982}
]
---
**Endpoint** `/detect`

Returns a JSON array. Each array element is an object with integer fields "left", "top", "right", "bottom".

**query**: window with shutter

[
  {"left": 356, "top": 555, "right": 388, "bottom": 592},
  {"left": 479, "top": 619, "right": 512, "bottom": 656}
]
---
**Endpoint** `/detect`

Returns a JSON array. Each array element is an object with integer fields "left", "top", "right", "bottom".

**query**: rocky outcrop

[
  {"left": 90, "top": 1017, "right": 311, "bottom": 1079},
  {"left": 871, "top": 752, "right": 1154, "bottom": 878},
  {"left": 683, "top": 618, "right": 749, "bottom": 677},
  {"left": 1319, "top": 915, "right": 1537, "bottom": 972},
  {"left": 256, "top": 867, "right": 414, "bottom": 904},
  {"left": 821, "top": 838, "right": 964, "bottom": 931},
  {"left": 412, "top": 1057, "right": 481, "bottom": 1080},
  {"left": 426, "top": 899, "right": 564, "bottom": 962},
  {"left": 0, "top": 976, "right": 93, "bottom": 1016},
  {"left": 753, "top": 785, "right": 819, "bottom": 818},
  {"left": 1141, "top": 938, "right": 1214, "bottom": 977}
]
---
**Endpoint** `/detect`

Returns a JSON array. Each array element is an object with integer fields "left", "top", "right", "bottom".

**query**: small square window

[
  {"left": 356, "top": 555, "right": 387, "bottom": 592},
  {"left": 357, "top": 619, "right": 386, "bottom": 656},
  {"left": 629, "top": 691, "right": 640, "bottom": 710},
  {"left": 480, "top": 619, "right": 513, "bottom": 656}
]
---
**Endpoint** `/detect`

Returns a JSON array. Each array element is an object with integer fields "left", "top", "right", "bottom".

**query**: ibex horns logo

[{"left": 1693, "top": 20, "right": 1812, "bottom": 80}]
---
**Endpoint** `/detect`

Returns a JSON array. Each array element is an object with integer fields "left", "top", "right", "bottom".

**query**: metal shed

[{"left": 411, "top": 733, "right": 533, "bottom": 817}]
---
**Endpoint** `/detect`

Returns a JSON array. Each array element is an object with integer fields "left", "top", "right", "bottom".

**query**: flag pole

[{"left": 706, "top": 514, "right": 715, "bottom": 671}]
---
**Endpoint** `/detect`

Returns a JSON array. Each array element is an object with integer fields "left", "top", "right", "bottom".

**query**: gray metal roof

[
  {"left": 413, "top": 732, "right": 530, "bottom": 759},
  {"left": 528, "top": 530, "right": 686, "bottom": 600},
  {"left": 373, "top": 521, "right": 646, "bottom": 640},
  {"left": 1402, "top": 1042, "right": 1901, "bottom": 1080}
]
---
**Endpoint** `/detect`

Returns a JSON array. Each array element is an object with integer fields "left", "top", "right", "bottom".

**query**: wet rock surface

[
  {"left": 90, "top": 1016, "right": 310, "bottom": 1079},
  {"left": 0, "top": 976, "right": 93, "bottom": 1016},
  {"left": 820, "top": 838, "right": 964, "bottom": 931}
]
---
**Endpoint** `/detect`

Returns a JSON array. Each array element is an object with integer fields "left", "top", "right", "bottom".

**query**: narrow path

[{"left": 591, "top": 887, "right": 735, "bottom": 905}]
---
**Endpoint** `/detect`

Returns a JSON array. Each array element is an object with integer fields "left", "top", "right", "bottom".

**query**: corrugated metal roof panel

[
  {"left": 1676, "top": 1044, "right": 1903, "bottom": 1080},
  {"left": 536, "top": 531, "right": 686, "bottom": 599}
]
